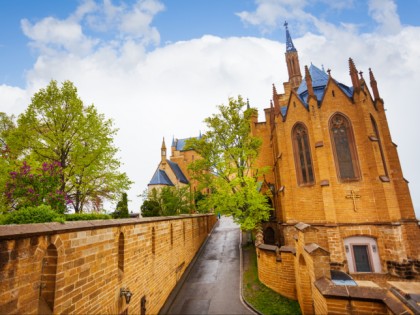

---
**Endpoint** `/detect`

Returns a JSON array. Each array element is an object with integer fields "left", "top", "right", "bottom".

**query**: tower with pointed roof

[
  {"left": 284, "top": 21, "right": 302, "bottom": 90},
  {"left": 251, "top": 23, "right": 420, "bottom": 314},
  {"left": 147, "top": 134, "right": 203, "bottom": 205}
]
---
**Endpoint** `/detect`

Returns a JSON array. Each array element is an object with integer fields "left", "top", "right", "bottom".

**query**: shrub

[
  {"left": 64, "top": 213, "right": 111, "bottom": 221},
  {"left": 0, "top": 205, "right": 63, "bottom": 225}
]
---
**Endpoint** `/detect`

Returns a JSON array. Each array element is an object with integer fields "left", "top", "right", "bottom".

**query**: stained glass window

[
  {"left": 292, "top": 123, "right": 314, "bottom": 185},
  {"left": 330, "top": 114, "right": 360, "bottom": 180}
]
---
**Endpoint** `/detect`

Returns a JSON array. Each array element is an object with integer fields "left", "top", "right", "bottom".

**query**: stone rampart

[{"left": 0, "top": 214, "right": 217, "bottom": 314}]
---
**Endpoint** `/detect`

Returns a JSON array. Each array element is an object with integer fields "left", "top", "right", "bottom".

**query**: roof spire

[
  {"left": 161, "top": 137, "right": 167, "bottom": 164},
  {"left": 247, "top": 98, "right": 250, "bottom": 109},
  {"left": 369, "top": 68, "right": 380, "bottom": 100},
  {"left": 305, "top": 65, "right": 314, "bottom": 98},
  {"left": 349, "top": 58, "right": 361, "bottom": 92},
  {"left": 284, "top": 21, "right": 297, "bottom": 52}
]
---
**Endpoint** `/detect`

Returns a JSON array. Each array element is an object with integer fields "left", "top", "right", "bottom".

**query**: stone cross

[{"left": 346, "top": 190, "right": 361, "bottom": 212}]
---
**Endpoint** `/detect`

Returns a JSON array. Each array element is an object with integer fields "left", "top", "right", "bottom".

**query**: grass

[{"left": 242, "top": 244, "right": 301, "bottom": 315}]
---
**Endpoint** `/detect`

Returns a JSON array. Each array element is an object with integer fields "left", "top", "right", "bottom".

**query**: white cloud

[
  {"left": 2, "top": 0, "right": 419, "bottom": 217},
  {"left": 21, "top": 17, "right": 96, "bottom": 56},
  {"left": 368, "top": 0, "right": 401, "bottom": 34},
  {"left": 236, "top": 0, "right": 313, "bottom": 33}
]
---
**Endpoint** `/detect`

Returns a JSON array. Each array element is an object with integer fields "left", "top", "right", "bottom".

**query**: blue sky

[{"left": 0, "top": 0, "right": 419, "bottom": 216}]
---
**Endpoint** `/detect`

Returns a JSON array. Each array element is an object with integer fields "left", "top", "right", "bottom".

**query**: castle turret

[
  {"left": 304, "top": 65, "right": 314, "bottom": 98},
  {"left": 161, "top": 137, "right": 167, "bottom": 165},
  {"left": 284, "top": 22, "right": 302, "bottom": 90}
]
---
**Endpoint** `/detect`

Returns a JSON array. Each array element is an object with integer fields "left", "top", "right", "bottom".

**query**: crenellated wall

[{"left": 0, "top": 214, "right": 217, "bottom": 315}]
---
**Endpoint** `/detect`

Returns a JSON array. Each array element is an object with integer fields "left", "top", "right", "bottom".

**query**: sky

[{"left": 0, "top": 0, "right": 419, "bottom": 217}]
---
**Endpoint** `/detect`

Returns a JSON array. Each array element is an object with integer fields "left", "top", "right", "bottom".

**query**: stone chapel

[{"left": 252, "top": 23, "right": 420, "bottom": 314}]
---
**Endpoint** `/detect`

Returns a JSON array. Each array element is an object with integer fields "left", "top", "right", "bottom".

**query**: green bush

[
  {"left": 0, "top": 205, "right": 63, "bottom": 225},
  {"left": 64, "top": 213, "right": 111, "bottom": 221}
]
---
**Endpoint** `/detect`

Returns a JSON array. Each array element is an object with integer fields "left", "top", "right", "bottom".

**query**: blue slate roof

[
  {"left": 149, "top": 168, "right": 174, "bottom": 186},
  {"left": 174, "top": 134, "right": 202, "bottom": 151},
  {"left": 293, "top": 64, "right": 353, "bottom": 111},
  {"left": 167, "top": 160, "right": 189, "bottom": 184},
  {"left": 285, "top": 22, "right": 297, "bottom": 52},
  {"left": 175, "top": 138, "right": 188, "bottom": 151}
]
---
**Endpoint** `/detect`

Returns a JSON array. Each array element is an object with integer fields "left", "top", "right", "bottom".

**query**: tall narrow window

[
  {"left": 170, "top": 224, "right": 173, "bottom": 246},
  {"left": 329, "top": 113, "right": 360, "bottom": 180},
  {"left": 152, "top": 227, "right": 155, "bottom": 255},
  {"left": 371, "top": 116, "right": 388, "bottom": 176},
  {"left": 118, "top": 233, "right": 124, "bottom": 274},
  {"left": 292, "top": 123, "right": 314, "bottom": 185}
]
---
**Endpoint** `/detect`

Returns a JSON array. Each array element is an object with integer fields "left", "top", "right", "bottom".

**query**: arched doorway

[{"left": 263, "top": 227, "right": 275, "bottom": 245}]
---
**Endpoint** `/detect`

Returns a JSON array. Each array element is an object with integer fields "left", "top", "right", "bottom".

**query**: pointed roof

[
  {"left": 284, "top": 21, "right": 297, "bottom": 52},
  {"left": 167, "top": 160, "right": 189, "bottom": 184},
  {"left": 149, "top": 169, "right": 174, "bottom": 186},
  {"left": 295, "top": 64, "right": 353, "bottom": 109}
]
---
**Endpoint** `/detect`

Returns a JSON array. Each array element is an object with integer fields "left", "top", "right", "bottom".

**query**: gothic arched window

[
  {"left": 329, "top": 113, "right": 360, "bottom": 181},
  {"left": 292, "top": 123, "right": 314, "bottom": 185}
]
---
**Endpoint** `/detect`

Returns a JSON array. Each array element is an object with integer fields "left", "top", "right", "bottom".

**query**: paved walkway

[{"left": 163, "top": 216, "right": 254, "bottom": 314}]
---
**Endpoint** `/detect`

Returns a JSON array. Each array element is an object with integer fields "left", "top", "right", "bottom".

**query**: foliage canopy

[
  {"left": 7, "top": 80, "right": 132, "bottom": 213},
  {"left": 186, "top": 96, "right": 271, "bottom": 230},
  {"left": 141, "top": 186, "right": 192, "bottom": 217}
]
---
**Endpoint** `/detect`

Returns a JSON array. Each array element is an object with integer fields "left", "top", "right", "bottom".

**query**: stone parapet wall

[
  {"left": 0, "top": 214, "right": 217, "bottom": 315},
  {"left": 256, "top": 244, "right": 297, "bottom": 300}
]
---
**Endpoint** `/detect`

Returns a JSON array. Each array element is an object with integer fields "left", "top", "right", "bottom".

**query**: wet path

[{"left": 163, "top": 216, "right": 254, "bottom": 314}]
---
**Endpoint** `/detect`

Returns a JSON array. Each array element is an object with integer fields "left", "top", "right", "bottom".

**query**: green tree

[
  {"left": 140, "top": 199, "right": 160, "bottom": 217},
  {"left": 0, "top": 113, "right": 17, "bottom": 212},
  {"left": 114, "top": 192, "right": 129, "bottom": 218},
  {"left": 4, "top": 161, "right": 68, "bottom": 213},
  {"left": 141, "top": 186, "right": 192, "bottom": 217},
  {"left": 186, "top": 96, "right": 271, "bottom": 230},
  {"left": 11, "top": 80, "right": 132, "bottom": 213}
]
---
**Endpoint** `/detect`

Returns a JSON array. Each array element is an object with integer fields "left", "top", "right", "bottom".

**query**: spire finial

[
  {"left": 305, "top": 65, "right": 314, "bottom": 97},
  {"left": 327, "top": 69, "right": 331, "bottom": 77},
  {"left": 349, "top": 57, "right": 360, "bottom": 91},
  {"left": 284, "top": 21, "right": 297, "bottom": 52},
  {"left": 369, "top": 67, "right": 380, "bottom": 100},
  {"left": 247, "top": 98, "right": 250, "bottom": 109}
]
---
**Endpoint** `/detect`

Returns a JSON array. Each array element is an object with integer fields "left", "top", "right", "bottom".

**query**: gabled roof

[
  {"left": 290, "top": 64, "right": 354, "bottom": 112},
  {"left": 149, "top": 168, "right": 174, "bottom": 186},
  {"left": 167, "top": 160, "right": 189, "bottom": 184}
]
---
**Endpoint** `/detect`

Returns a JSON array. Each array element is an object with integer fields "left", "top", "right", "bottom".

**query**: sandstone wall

[{"left": 0, "top": 214, "right": 217, "bottom": 315}]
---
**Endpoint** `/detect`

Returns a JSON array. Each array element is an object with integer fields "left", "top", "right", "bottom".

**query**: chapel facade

[
  {"left": 252, "top": 23, "right": 420, "bottom": 314},
  {"left": 147, "top": 135, "right": 201, "bottom": 196}
]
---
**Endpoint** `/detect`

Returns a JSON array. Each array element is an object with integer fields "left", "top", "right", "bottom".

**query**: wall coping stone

[
  {"left": 257, "top": 244, "right": 277, "bottom": 252},
  {"left": 0, "top": 214, "right": 215, "bottom": 240},
  {"left": 278, "top": 245, "right": 296, "bottom": 254},
  {"left": 304, "top": 243, "right": 329, "bottom": 255},
  {"left": 314, "top": 277, "right": 410, "bottom": 314}
]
